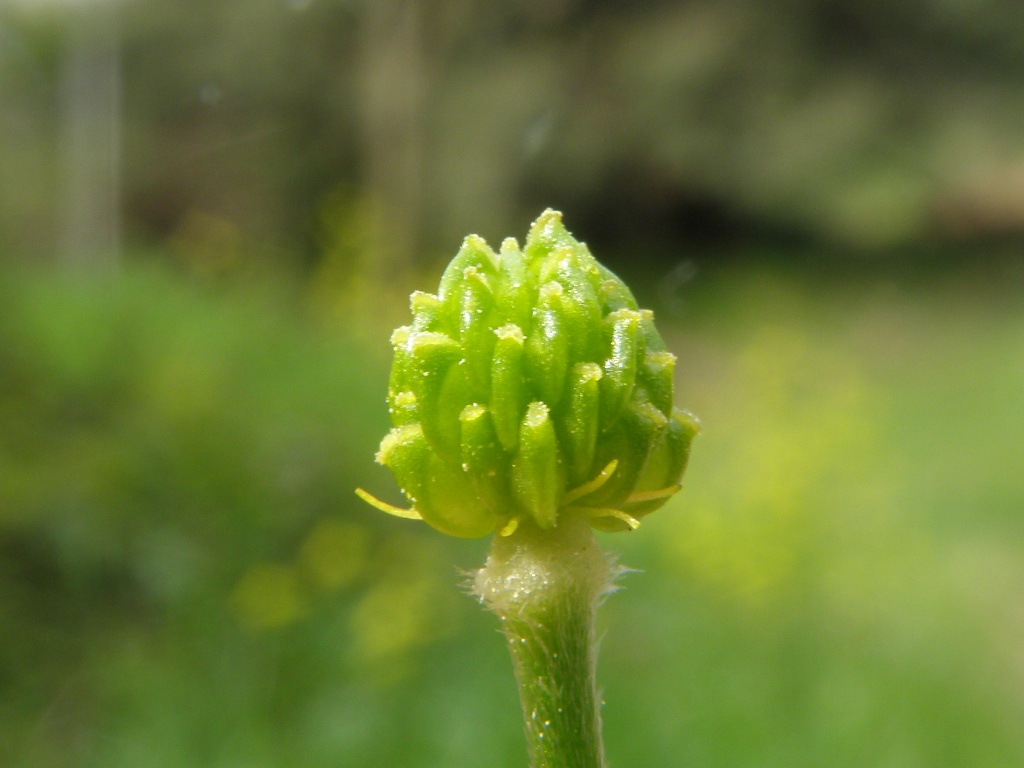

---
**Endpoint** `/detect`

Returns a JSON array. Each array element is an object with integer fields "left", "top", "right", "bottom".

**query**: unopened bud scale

[{"left": 358, "top": 209, "right": 699, "bottom": 538}]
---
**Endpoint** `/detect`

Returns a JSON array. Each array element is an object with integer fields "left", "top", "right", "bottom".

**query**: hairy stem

[{"left": 474, "top": 514, "right": 615, "bottom": 768}]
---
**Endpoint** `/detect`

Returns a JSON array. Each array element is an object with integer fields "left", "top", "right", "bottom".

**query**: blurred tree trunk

[
  {"left": 59, "top": 3, "right": 121, "bottom": 272},
  {"left": 356, "top": 0, "right": 427, "bottom": 282}
]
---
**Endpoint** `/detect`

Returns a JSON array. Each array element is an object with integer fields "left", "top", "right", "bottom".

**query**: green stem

[{"left": 474, "top": 513, "right": 615, "bottom": 768}]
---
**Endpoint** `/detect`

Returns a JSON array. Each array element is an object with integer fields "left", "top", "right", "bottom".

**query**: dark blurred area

[
  {"left": 2, "top": 1, "right": 1024, "bottom": 767},
  {"left": 6, "top": 0, "right": 1024, "bottom": 273}
]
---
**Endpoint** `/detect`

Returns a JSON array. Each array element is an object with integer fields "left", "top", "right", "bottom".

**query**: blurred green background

[{"left": 2, "top": 1, "right": 1024, "bottom": 766}]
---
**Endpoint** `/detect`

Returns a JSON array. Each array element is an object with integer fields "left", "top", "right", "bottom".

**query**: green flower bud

[{"left": 358, "top": 210, "right": 699, "bottom": 538}]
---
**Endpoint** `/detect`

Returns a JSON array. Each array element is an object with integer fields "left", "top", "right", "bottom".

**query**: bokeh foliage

[
  {"left": 0, "top": 266, "right": 480, "bottom": 767},
  {"left": 4, "top": 0, "right": 1024, "bottom": 270},
  {"left": 1, "top": 259, "right": 1023, "bottom": 767},
  {"left": 2, "top": 1, "right": 1024, "bottom": 766}
]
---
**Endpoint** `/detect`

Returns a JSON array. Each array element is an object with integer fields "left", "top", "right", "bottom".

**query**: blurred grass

[
  {"left": 1, "top": 259, "right": 1023, "bottom": 766},
  {"left": 603, "top": 262, "right": 1024, "bottom": 767}
]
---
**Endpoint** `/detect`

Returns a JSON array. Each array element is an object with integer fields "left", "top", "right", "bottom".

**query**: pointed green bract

[
  {"left": 589, "top": 400, "right": 668, "bottom": 508},
  {"left": 491, "top": 323, "right": 528, "bottom": 452},
  {"left": 494, "top": 237, "right": 532, "bottom": 329},
  {"left": 511, "top": 402, "right": 564, "bottom": 529},
  {"left": 638, "top": 351, "right": 676, "bottom": 416},
  {"left": 422, "top": 452, "right": 500, "bottom": 537},
  {"left": 525, "top": 281, "right": 569, "bottom": 407},
  {"left": 405, "top": 331, "right": 464, "bottom": 460},
  {"left": 362, "top": 210, "right": 698, "bottom": 538},
  {"left": 600, "top": 309, "right": 641, "bottom": 428},
  {"left": 375, "top": 423, "right": 432, "bottom": 508},
  {"left": 564, "top": 362, "right": 603, "bottom": 486},
  {"left": 456, "top": 266, "right": 497, "bottom": 391},
  {"left": 460, "top": 403, "right": 508, "bottom": 515},
  {"left": 625, "top": 407, "right": 700, "bottom": 519},
  {"left": 409, "top": 291, "right": 443, "bottom": 332}
]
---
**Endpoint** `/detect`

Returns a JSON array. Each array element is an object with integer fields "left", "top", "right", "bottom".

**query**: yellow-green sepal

[
  {"left": 621, "top": 407, "right": 700, "bottom": 519},
  {"left": 460, "top": 403, "right": 509, "bottom": 515},
  {"left": 375, "top": 423, "right": 432, "bottom": 509},
  {"left": 388, "top": 390, "right": 419, "bottom": 427},
  {"left": 410, "top": 291, "right": 443, "bottom": 333},
  {"left": 523, "top": 208, "right": 576, "bottom": 263},
  {"left": 406, "top": 331, "right": 464, "bottom": 461},
  {"left": 454, "top": 266, "right": 497, "bottom": 392},
  {"left": 494, "top": 237, "right": 532, "bottom": 330},
  {"left": 525, "top": 282, "right": 569, "bottom": 408},
  {"left": 620, "top": 408, "right": 700, "bottom": 520},
  {"left": 596, "top": 263, "right": 639, "bottom": 312},
  {"left": 377, "top": 420, "right": 502, "bottom": 538},
  {"left": 599, "top": 309, "right": 640, "bottom": 429},
  {"left": 491, "top": 323, "right": 528, "bottom": 452},
  {"left": 420, "top": 453, "right": 500, "bottom": 538},
  {"left": 438, "top": 235, "right": 497, "bottom": 305},
  {"left": 563, "top": 362, "right": 602, "bottom": 486},
  {"left": 545, "top": 247, "right": 603, "bottom": 364},
  {"left": 587, "top": 400, "right": 667, "bottom": 509},
  {"left": 637, "top": 351, "right": 676, "bottom": 416},
  {"left": 511, "top": 402, "right": 565, "bottom": 529},
  {"left": 387, "top": 326, "right": 413, "bottom": 420}
]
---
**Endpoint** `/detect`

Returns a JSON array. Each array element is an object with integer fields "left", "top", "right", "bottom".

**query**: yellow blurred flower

[{"left": 232, "top": 563, "right": 307, "bottom": 631}]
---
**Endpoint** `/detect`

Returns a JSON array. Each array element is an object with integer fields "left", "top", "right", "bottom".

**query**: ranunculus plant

[{"left": 359, "top": 210, "right": 699, "bottom": 768}]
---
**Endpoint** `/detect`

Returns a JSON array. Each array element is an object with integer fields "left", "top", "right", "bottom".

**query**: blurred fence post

[
  {"left": 356, "top": 0, "right": 427, "bottom": 282},
  {"left": 58, "top": 1, "right": 121, "bottom": 272}
]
